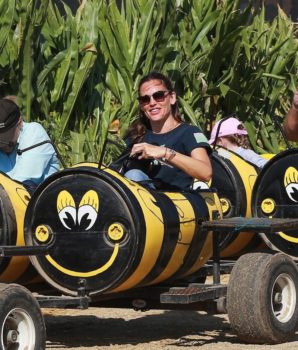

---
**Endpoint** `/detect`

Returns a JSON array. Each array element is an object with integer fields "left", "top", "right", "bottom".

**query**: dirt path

[
  {"left": 43, "top": 275, "right": 298, "bottom": 349},
  {"left": 44, "top": 307, "right": 298, "bottom": 350}
]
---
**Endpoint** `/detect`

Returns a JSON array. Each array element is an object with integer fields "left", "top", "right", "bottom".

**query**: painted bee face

[
  {"left": 26, "top": 170, "right": 140, "bottom": 295},
  {"left": 284, "top": 167, "right": 298, "bottom": 203},
  {"left": 254, "top": 153, "right": 298, "bottom": 258},
  {"left": 57, "top": 190, "right": 99, "bottom": 231}
]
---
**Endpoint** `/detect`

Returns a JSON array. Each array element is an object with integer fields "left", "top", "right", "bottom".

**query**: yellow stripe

[
  {"left": 220, "top": 232, "right": 255, "bottom": 258},
  {"left": 219, "top": 151, "right": 258, "bottom": 257},
  {"left": 183, "top": 191, "right": 220, "bottom": 276},
  {"left": 227, "top": 152, "right": 257, "bottom": 217},
  {"left": 0, "top": 256, "right": 30, "bottom": 283},
  {"left": 150, "top": 192, "right": 196, "bottom": 284},
  {"left": 0, "top": 174, "right": 31, "bottom": 282},
  {"left": 185, "top": 234, "right": 213, "bottom": 276},
  {"left": 105, "top": 169, "right": 164, "bottom": 292}
]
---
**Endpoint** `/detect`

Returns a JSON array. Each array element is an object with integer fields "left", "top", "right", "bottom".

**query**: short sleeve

[
  {"left": 183, "top": 125, "right": 212, "bottom": 155},
  {"left": 8, "top": 122, "right": 59, "bottom": 184}
]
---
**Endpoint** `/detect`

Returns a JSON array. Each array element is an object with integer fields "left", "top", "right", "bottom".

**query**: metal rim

[
  {"left": 1, "top": 308, "right": 36, "bottom": 350},
  {"left": 271, "top": 273, "right": 296, "bottom": 323}
]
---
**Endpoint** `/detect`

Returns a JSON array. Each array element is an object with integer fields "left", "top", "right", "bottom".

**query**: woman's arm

[
  {"left": 283, "top": 90, "right": 298, "bottom": 142},
  {"left": 165, "top": 147, "right": 212, "bottom": 182},
  {"left": 130, "top": 143, "right": 212, "bottom": 182}
]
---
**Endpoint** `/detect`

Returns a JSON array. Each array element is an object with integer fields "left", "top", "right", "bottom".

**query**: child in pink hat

[{"left": 209, "top": 117, "right": 268, "bottom": 168}]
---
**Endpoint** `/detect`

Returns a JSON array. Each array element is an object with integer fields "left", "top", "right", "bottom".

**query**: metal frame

[{"left": 2, "top": 217, "right": 298, "bottom": 309}]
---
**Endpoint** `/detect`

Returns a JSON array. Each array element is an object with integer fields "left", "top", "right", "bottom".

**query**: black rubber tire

[
  {"left": 227, "top": 252, "right": 298, "bottom": 344},
  {"left": 0, "top": 283, "right": 46, "bottom": 350}
]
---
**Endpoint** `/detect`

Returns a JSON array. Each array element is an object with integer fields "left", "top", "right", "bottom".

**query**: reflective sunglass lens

[
  {"left": 138, "top": 90, "right": 170, "bottom": 105},
  {"left": 152, "top": 91, "right": 166, "bottom": 102},
  {"left": 138, "top": 95, "right": 150, "bottom": 104}
]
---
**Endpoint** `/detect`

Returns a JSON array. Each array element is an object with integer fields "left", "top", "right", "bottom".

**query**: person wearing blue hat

[{"left": 0, "top": 98, "right": 60, "bottom": 190}]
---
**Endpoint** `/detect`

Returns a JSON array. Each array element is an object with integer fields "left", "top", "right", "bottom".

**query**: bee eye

[
  {"left": 78, "top": 205, "right": 98, "bottom": 230},
  {"left": 286, "top": 184, "right": 298, "bottom": 203},
  {"left": 78, "top": 190, "right": 99, "bottom": 230},
  {"left": 57, "top": 190, "right": 76, "bottom": 230},
  {"left": 58, "top": 207, "right": 77, "bottom": 230}
]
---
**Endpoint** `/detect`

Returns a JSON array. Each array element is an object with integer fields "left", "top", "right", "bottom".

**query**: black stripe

[
  {"left": 99, "top": 172, "right": 148, "bottom": 290},
  {"left": 0, "top": 185, "right": 17, "bottom": 276},
  {"left": 137, "top": 191, "right": 180, "bottom": 286},
  {"left": 211, "top": 154, "right": 247, "bottom": 250},
  {"left": 166, "top": 192, "right": 210, "bottom": 281}
]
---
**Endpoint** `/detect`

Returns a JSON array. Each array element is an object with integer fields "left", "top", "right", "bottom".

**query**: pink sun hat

[{"left": 209, "top": 117, "right": 248, "bottom": 145}]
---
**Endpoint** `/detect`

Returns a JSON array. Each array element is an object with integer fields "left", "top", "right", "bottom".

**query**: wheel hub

[
  {"left": 273, "top": 292, "right": 282, "bottom": 304},
  {"left": 271, "top": 273, "right": 296, "bottom": 323},
  {"left": 6, "top": 329, "right": 18, "bottom": 343},
  {"left": 2, "top": 308, "right": 36, "bottom": 349}
]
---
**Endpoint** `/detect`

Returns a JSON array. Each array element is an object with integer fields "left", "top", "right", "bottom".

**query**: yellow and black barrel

[
  {"left": 252, "top": 148, "right": 298, "bottom": 258},
  {"left": 209, "top": 148, "right": 265, "bottom": 257},
  {"left": 24, "top": 165, "right": 222, "bottom": 297},
  {"left": 0, "top": 172, "right": 39, "bottom": 284}
]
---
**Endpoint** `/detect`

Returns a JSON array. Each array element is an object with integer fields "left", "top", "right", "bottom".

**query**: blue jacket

[{"left": 0, "top": 121, "right": 60, "bottom": 185}]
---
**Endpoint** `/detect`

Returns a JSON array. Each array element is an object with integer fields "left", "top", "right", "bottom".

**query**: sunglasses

[{"left": 138, "top": 90, "right": 171, "bottom": 106}]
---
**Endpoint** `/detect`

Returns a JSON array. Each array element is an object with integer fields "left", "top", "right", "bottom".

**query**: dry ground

[
  {"left": 44, "top": 307, "right": 298, "bottom": 350},
  {"left": 43, "top": 275, "right": 298, "bottom": 350}
]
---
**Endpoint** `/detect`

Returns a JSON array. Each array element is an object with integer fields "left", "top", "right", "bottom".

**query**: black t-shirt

[{"left": 143, "top": 123, "right": 211, "bottom": 191}]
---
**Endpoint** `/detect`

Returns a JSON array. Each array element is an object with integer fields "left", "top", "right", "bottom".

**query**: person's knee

[
  {"left": 124, "top": 169, "right": 155, "bottom": 189},
  {"left": 125, "top": 169, "right": 149, "bottom": 182}
]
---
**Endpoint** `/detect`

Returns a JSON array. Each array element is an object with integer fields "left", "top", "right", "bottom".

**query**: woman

[
  {"left": 124, "top": 71, "right": 212, "bottom": 191},
  {"left": 209, "top": 116, "right": 267, "bottom": 168}
]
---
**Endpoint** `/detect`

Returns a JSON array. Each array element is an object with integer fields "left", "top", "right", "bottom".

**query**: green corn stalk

[
  {"left": 0, "top": 0, "right": 297, "bottom": 163},
  {"left": 17, "top": 0, "right": 50, "bottom": 121}
]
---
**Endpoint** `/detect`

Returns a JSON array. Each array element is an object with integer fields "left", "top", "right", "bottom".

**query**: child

[{"left": 209, "top": 117, "right": 268, "bottom": 168}]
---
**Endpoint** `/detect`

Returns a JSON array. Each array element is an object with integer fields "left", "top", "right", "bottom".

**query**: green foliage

[{"left": 0, "top": 0, "right": 297, "bottom": 164}]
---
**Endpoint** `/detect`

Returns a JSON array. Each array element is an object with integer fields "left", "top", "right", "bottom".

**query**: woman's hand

[
  {"left": 130, "top": 143, "right": 212, "bottom": 183},
  {"left": 130, "top": 142, "right": 166, "bottom": 160}
]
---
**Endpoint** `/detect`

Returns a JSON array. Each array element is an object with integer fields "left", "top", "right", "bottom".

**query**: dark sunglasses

[{"left": 138, "top": 90, "right": 171, "bottom": 105}]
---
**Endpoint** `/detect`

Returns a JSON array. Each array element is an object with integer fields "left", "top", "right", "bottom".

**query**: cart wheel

[
  {"left": 0, "top": 283, "right": 46, "bottom": 350},
  {"left": 227, "top": 252, "right": 298, "bottom": 344}
]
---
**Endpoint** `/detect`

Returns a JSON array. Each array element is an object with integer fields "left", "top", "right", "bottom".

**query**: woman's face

[{"left": 138, "top": 79, "right": 176, "bottom": 124}]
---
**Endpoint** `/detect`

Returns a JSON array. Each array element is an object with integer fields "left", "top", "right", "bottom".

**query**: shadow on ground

[
  {"left": 45, "top": 308, "right": 298, "bottom": 349},
  {"left": 44, "top": 309, "right": 242, "bottom": 348}
]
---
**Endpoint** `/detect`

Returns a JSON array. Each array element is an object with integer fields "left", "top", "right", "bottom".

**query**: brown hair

[
  {"left": 224, "top": 134, "right": 250, "bottom": 149},
  {"left": 4, "top": 95, "right": 18, "bottom": 105},
  {"left": 126, "top": 72, "right": 181, "bottom": 143}
]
